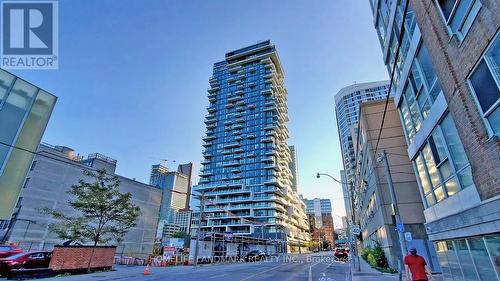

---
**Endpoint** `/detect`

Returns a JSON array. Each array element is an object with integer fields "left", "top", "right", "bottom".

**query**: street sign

[
  {"left": 351, "top": 225, "right": 361, "bottom": 235},
  {"left": 224, "top": 231, "right": 233, "bottom": 241},
  {"left": 396, "top": 223, "right": 405, "bottom": 233},
  {"left": 163, "top": 246, "right": 176, "bottom": 259},
  {"left": 404, "top": 232, "right": 412, "bottom": 242}
]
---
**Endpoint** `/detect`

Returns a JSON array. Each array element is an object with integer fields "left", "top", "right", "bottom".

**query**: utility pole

[
  {"left": 380, "top": 150, "right": 407, "bottom": 281},
  {"left": 348, "top": 181, "right": 360, "bottom": 271},
  {"left": 193, "top": 191, "right": 205, "bottom": 267}
]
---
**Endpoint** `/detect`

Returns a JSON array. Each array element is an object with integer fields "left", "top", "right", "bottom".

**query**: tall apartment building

[
  {"left": 193, "top": 41, "right": 310, "bottom": 252},
  {"left": 0, "top": 69, "right": 56, "bottom": 220},
  {"left": 334, "top": 81, "right": 389, "bottom": 217},
  {"left": 352, "top": 99, "right": 437, "bottom": 269},
  {"left": 150, "top": 163, "right": 191, "bottom": 239},
  {"left": 4, "top": 144, "right": 161, "bottom": 257},
  {"left": 370, "top": 0, "right": 499, "bottom": 279}
]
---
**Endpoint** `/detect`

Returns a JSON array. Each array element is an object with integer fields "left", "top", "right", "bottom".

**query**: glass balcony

[
  {"left": 207, "top": 86, "right": 220, "bottom": 93},
  {"left": 204, "top": 117, "right": 216, "bottom": 124},
  {"left": 261, "top": 137, "right": 274, "bottom": 143},
  {"left": 223, "top": 160, "right": 241, "bottom": 167},
  {"left": 224, "top": 142, "right": 241, "bottom": 149},
  {"left": 227, "top": 95, "right": 242, "bottom": 102},
  {"left": 202, "top": 135, "right": 215, "bottom": 141},
  {"left": 199, "top": 171, "right": 214, "bottom": 177},
  {"left": 261, "top": 156, "right": 274, "bottom": 163}
]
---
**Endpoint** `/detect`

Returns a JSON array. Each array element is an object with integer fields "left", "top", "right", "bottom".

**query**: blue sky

[{"left": 13, "top": 0, "right": 388, "bottom": 225}]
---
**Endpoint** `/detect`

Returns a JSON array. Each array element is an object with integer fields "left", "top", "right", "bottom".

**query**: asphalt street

[{"left": 14, "top": 252, "right": 351, "bottom": 281}]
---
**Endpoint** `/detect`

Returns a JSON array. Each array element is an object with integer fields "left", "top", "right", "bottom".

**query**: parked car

[
  {"left": 0, "top": 251, "right": 52, "bottom": 277},
  {"left": 334, "top": 248, "right": 348, "bottom": 260},
  {"left": 244, "top": 250, "right": 266, "bottom": 262},
  {"left": 0, "top": 245, "right": 23, "bottom": 258}
]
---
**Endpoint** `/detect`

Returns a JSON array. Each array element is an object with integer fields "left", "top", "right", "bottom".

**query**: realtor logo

[{"left": 1, "top": 1, "right": 58, "bottom": 69}]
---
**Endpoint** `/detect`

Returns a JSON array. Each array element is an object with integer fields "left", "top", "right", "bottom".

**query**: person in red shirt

[{"left": 404, "top": 247, "right": 433, "bottom": 281}]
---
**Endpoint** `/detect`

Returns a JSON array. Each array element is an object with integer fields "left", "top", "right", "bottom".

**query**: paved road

[{"left": 20, "top": 252, "right": 351, "bottom": 281}]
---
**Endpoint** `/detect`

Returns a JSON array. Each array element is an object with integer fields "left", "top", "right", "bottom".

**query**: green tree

[
  {"left": 171, "top": 231, "right": 187, "bottom": 239},
  {"left": 42, "top": 169, "right": 141, "bottom": 271}
]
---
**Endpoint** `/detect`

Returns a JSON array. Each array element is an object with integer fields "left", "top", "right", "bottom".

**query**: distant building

[
  {"left": 150, "top": 163, "right": 192, "bottom": 239},
  {"left": 320, "top": 214, "right": 335, "bottom": 249},
  {"left": 303, "top": 198, "right": 332, "bottom": 228},
  {"left": 341, "top": 216, "right": 348, "bottom": 229},
  {"left": 177, "top": 163, "right": 194, "bottom": 208},
  {"left": 0, "top": 69, "right": 57, "bottom": 220},
  {"left": 302, "top": 197, "right": 335, "bottom": 248},
  {"left": 334, "top": 81, "right": 390, "bottom": 214},
  {"left": 162, "top": 224, "right": 181, "bottom": 238},
  {"left": 174, "top": 209, "right": 192, "bottom": 234},
  {"left": 5, "top": 143, "right": 161, "bottom": 257}
]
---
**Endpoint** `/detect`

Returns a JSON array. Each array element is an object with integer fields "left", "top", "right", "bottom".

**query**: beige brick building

[{"left": 353, "top": 99, "right": 438, "bottom": 270}]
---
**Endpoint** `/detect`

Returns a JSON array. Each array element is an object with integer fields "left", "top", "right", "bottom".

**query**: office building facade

[
  {"left": 177, "top": 163, "right": 194, "bottom": 208},
  {"left": 193, "top": 41, "right": 309, "bottom": 251},
  {"left": 370, "top": 0, "right": 499, "bottom": 279},
  {"left": 5, "top": 143, "right": 161, "bottom": 257},
  {"left": 0, "top": 69, "right": 56, "bottom": 220},
  {"left": 174, "top": 210, "right": 192, "bottom": 234}
]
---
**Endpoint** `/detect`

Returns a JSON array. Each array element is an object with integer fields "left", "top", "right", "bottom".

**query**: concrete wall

[
  {"left": 357, "top": 99, "right": 431, "bottom": 269},
  {"left": 7, "top": 145, "right": 161, "bottom": 258}
]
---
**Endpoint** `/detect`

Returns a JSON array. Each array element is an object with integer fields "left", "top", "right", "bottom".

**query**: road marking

[
  {"left": 308, "top": 262, "right": 321, "bottom": 281},
  {"left": 239, "top": 262, "right": 290, "bottom": 281},
  {"left": 208, "top": 273, "right": 228, "bottom": 279}
]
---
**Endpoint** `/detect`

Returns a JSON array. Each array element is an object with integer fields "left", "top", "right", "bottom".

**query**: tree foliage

[
  {"left": 361, "top": 241, "right": 389, "bottom": 269},
  {"left": 171, "top": 231, "right": 187, "bottom": 239},
  {"left": 42, "top": 169, "right": 141, "bottom": 246}
]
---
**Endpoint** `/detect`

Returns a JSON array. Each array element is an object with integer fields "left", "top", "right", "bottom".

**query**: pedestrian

[{"left": 404, "top": 247, "right": 433, "bottom": 281}]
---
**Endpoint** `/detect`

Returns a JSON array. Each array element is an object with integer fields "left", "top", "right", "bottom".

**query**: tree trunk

[{"left": 86, "top": 240, "right": 98, "bottom": 273}]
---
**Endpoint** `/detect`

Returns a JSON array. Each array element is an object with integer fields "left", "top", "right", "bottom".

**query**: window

[
  {"left": 412, "top": 114, "right": 472, "bottom": 207},
  {"left": 399, "top": 43, "right": 445, "bottom": 143},
  {"left": 468, "top": 33, "right": 500, "bottom": 137},
  {"left": 0, "top": 69, "right": 15, "bottom": 106},
  {"left": 436, "top": 0, "right": 482, "bottom": 41}
]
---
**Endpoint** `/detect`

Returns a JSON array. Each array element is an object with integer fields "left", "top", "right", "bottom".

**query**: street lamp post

[{"left": 316, "top": 172, "right": 360, "bottom": 271}]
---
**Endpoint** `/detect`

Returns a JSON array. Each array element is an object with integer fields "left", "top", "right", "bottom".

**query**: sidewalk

[
  {"left": 351, "top": 258, "right": 443, "bottom": 281},
  {"left": 351, "top": 258, "right": 401, "bottom": 281}
]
